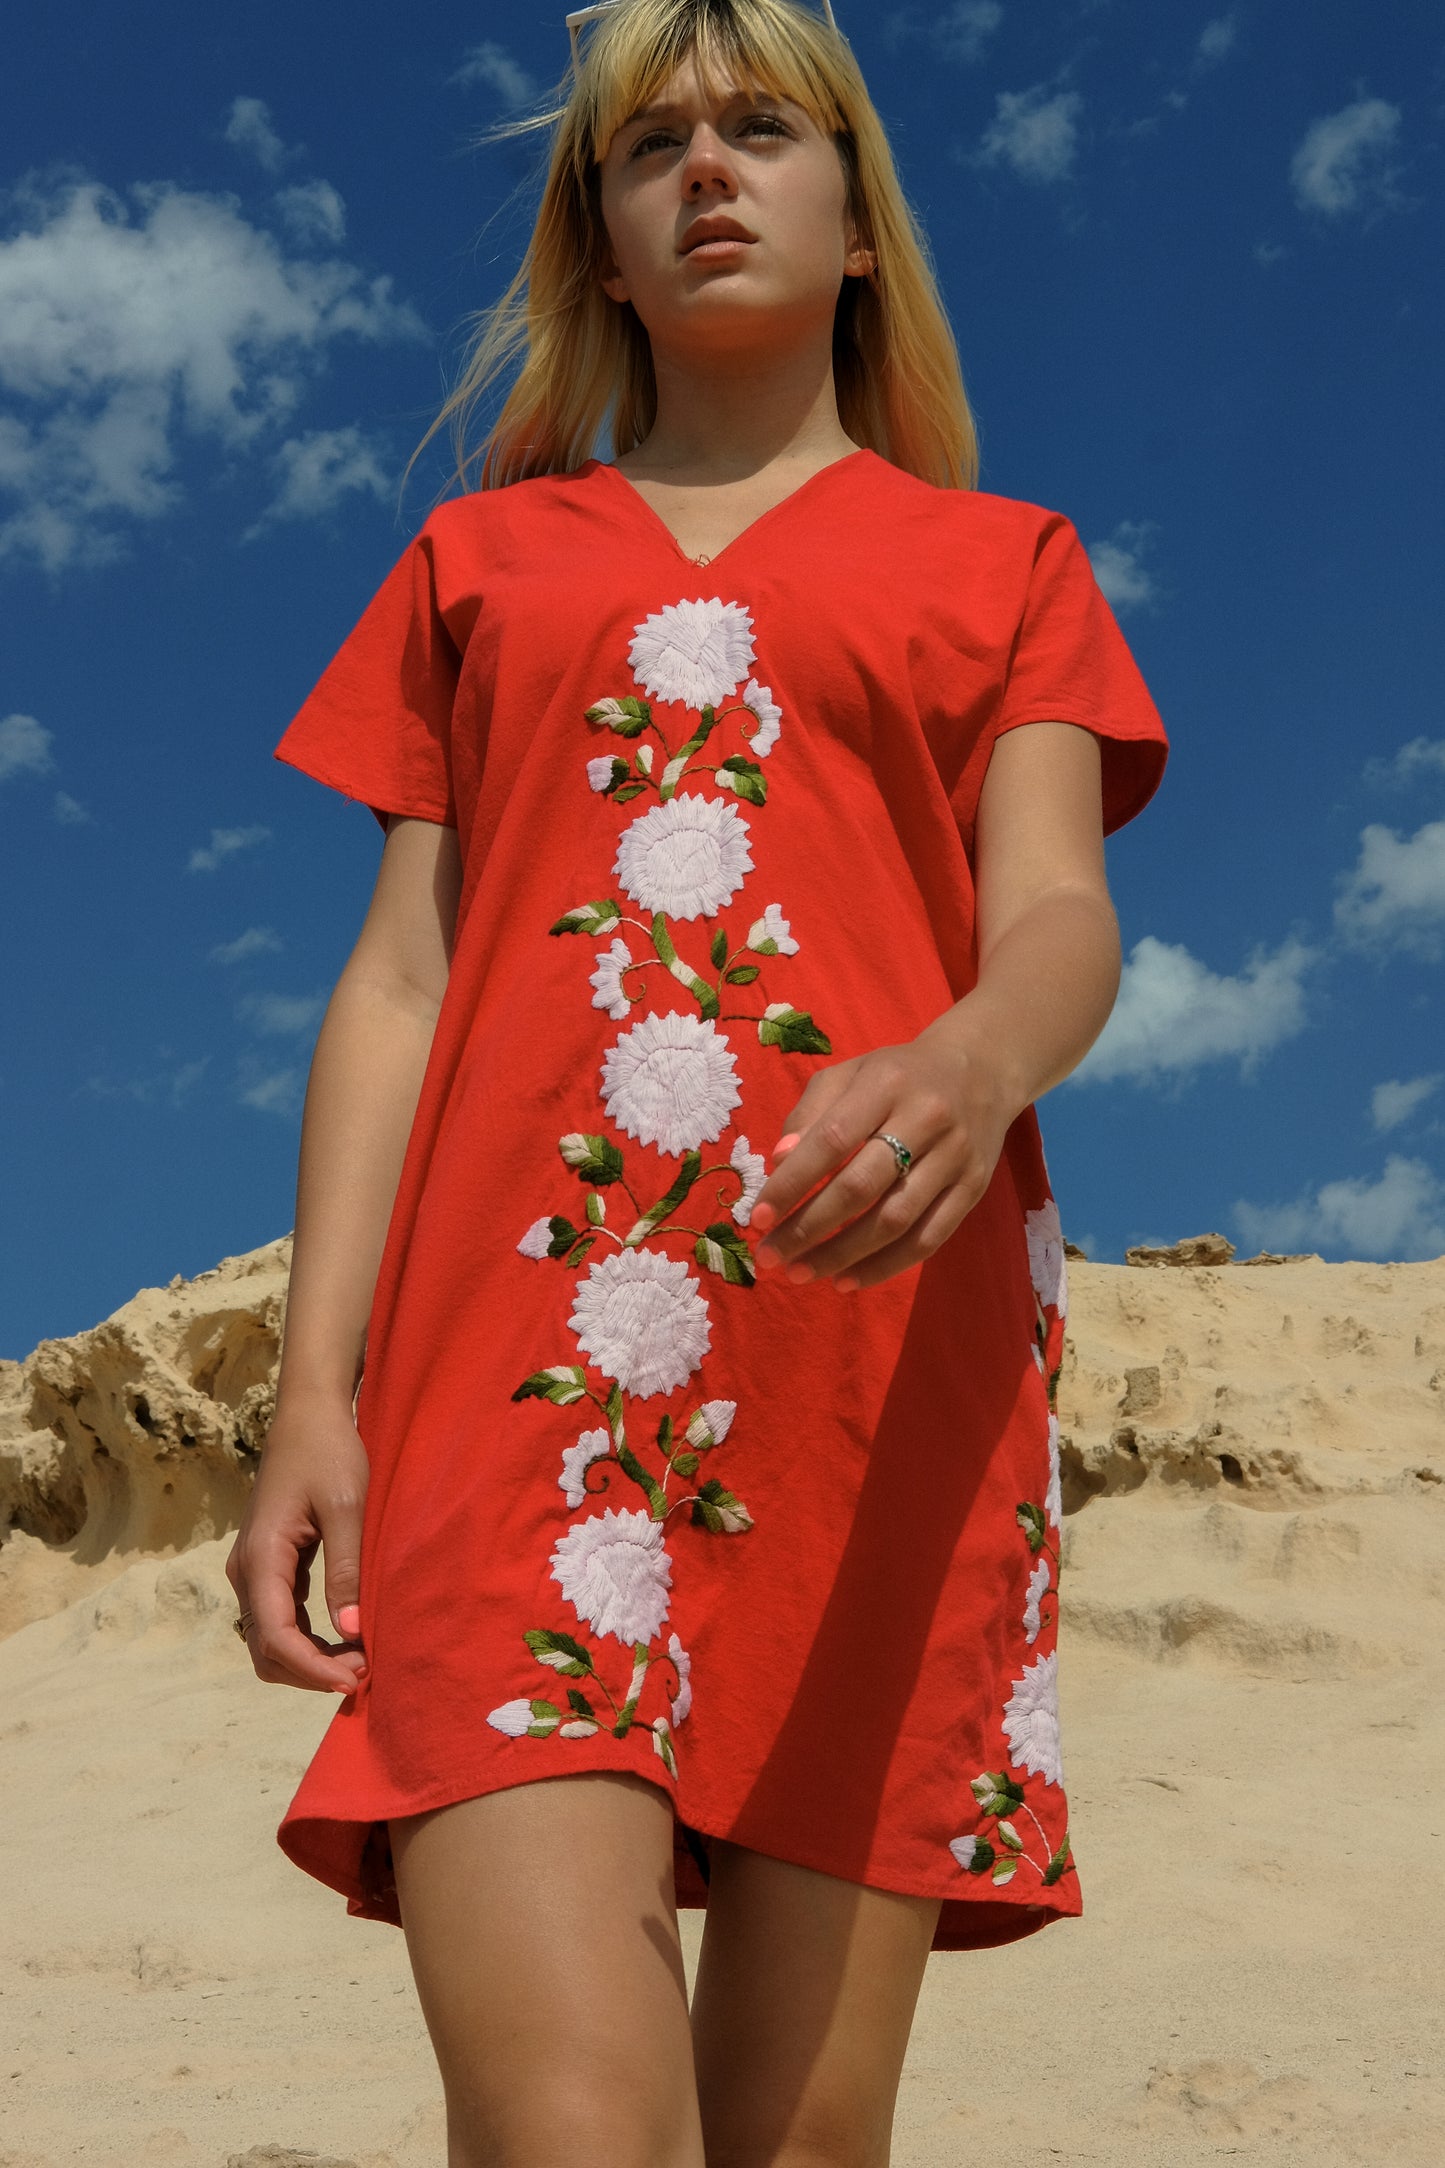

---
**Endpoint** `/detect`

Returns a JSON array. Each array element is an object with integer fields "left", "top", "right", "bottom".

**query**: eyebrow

[{"left": 619, "top": 89, "right": 788, "bottom": 128}]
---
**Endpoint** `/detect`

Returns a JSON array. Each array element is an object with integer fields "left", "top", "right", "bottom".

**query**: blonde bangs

[{"left": 405, "top": 0, "right": 978, "bottom": 497}]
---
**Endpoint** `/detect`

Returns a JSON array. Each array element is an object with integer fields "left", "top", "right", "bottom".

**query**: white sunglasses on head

[{"left": 565, "top": 0, "right": 842, "bottom": 79}]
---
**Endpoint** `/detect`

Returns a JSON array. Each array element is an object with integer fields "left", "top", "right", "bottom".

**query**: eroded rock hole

[{"left": 1218, "top": 1453, "right": 1244, "bottom": 1485}]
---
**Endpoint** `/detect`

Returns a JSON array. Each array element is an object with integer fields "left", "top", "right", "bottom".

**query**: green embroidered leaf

[
  {"left": 543, "top": 1215, "right": 580, "bottom": 1258},
  {"left": 558, "top": 1132, "right": 625, "bottom": 1185},
  {"left": 564, "top": 1233, "right": 597, "bottom": 1267},
  {"left": 964, "top": 1837, "right": 996, "bottom": 1875},
  {"left": 599, "top": 756, "right": 630, "bottom": 794},
  {"left": 658, "top": 754, "right": 689, "bottom": 798},
  {"left": 996, "top": 1820, "right": 1024, "bottom": 1851},
  {"left": 656, "top": 1414, "right": 674, "bottom": 1449},
  {"left": 670, "top": 1449, "right": 701, "bottom": 1477},
  {"left": 691, "top": 1477, "right": 753, "bottom": 1533},
  {"left": 549, "top": 898, "right": 623, "bottom": 937},
  {"left": 584, "top": 695, "right": 650, "bottom": 736},
  {"left": 724, "top": 963, "right": 760, "bottom": 983},
  {"left": 616, "top": 1440, "right": 667, "bottom": 1517},
  {"left": 627, "top": 1152, "right": 703, "bottom": 1245},
  {"left": 1042, "top": 1836, "right": 1074, "bottom": 1886},
  {"left": 757, "top": 1005, "right": 832, "bottom": 1055},
  {"left": 566, "top": 1688, "right": 597, "bottom": 1718},
  {"left": 717, "top": 754, "right": 763, "bottom": 778},
  {"left": 674, "top": 708, "right": 721, "bottom": 761},
  {"left": 1016, "top": 1502, "right": 1047, "bottom": 1553},
  {"left": 605, "top": 1381, "right": 624, "bottom": 1436},
  {"left": 585, "top": 1191, "right": 605, "bottom": 1227},
  {"left": 613, "top": 783, "right": 647, "bottom": 803},
  {"left": 650, "top": 914, "right": 719, "bottom": 1019},
  {"left": 694, "top": 1221, "right": 757, "bottom": 1287},
  {"left": 990, "top": 1858, "right": 1018, "bottom": 1886},
  {"left": 512, "top": 1365, "right": 589, "bottom": 1406},
  {"left": 722, "top": 764, "right": 766, "bottom": 806},
  {"left": 525, "top": 1698, "right": 562, "bottom": 1737},
  {"left": 709, "top": 925, "right": 729, "bottom": 969},
  {"left": 524, "top": 1628, "right": 595, "bottom": 1678}
]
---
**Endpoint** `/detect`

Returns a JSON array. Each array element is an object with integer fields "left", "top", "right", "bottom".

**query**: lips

[{"left": 680, "top": 219, "right": 756, "bottom": 254}]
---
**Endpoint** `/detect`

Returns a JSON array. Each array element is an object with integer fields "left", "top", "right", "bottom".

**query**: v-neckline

[{"left": 591, "top": 446, "right": 871, "bottom": 572}]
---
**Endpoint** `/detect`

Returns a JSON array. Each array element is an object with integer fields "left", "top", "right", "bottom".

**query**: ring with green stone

[{"left": 872, "top": 1131, "right": 913, "bottom": 1179}]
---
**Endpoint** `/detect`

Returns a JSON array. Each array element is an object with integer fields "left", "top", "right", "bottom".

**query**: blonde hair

[{"left": 406, "top": 0, "right": 977, "bottom": 497}]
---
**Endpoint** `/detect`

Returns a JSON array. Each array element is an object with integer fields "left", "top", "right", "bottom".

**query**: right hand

[{"left": 226, "top": 1384, "right": 371, "bottom": 1694}]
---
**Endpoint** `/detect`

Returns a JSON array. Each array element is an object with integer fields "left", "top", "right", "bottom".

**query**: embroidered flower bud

[
  {"left": 996, "top": 1820, "right": 1024, "bottom": 1851},
  {"left": 486, "top": 1698, "right": 560, "bottom": 1738},
  {"left": 685, "top": 1398, "right": 736, "bottom": 1449},
  {"left": 635, "top": 743, "right": 654, "bottom": 774},
  {"left": 746, "top": 903, "right": 798, "bottom": 956},
  {"left": 559, "top": 1718, "right": 599, "bottom": 1738},
  {"left": 516, "top": 1217, "right": 555, "bottom": 1260},
  {"left": 586, "top": 755, "right": 619, "bottom": 792},
  {"left": 559, "top": 1133, "right": 595, "bottom": 1168}
]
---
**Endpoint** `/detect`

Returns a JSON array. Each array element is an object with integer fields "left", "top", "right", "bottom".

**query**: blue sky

[{"left": 2, "top": 0, "right": 1442, "bottom": 1357}]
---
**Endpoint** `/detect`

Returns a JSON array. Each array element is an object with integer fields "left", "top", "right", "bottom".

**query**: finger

[
  {"left": 318, "top": 1486, "right": 366, "bottom": 1646},
  {"left": 750, "top": 1061, "right": 900, "bottom": 1237},
  {"left": 779, "top": 1153, "right": 961, "bottom": 1283},
  {"left": 831, "top": 1177, "right": 977, "bottom": 1292},
  {"left": 758, "top": 1090, "right": 953, "bottom": 1264},
  {"left": 749, "top": 1061, "right": 866, "bottom": 1233},
  {"left": 244, "top": 1530, "right": 367, "bottom": 1695}
]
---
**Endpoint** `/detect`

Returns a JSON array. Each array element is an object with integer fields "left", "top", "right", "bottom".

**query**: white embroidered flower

[
  {"left": 667, "top": 1631, "right": 692, "bottom": 1725},
  {"left": 568, "top": 1247, "right": 712, "bottom": 1396},
  {"left": 517, "top": 1217, "right": 555, "bottom": 1260},
  {"left": 586, "top": 754, "right": 618, "bottom": 792},
  {"left": 1002, "top": 1650, "right": 1063, "bottom": 1786},
  {"left": 613, "top": 794, "right": 754, "bottom": 920},
  {"left": 948, "top": 1834, "right": 980, "bottom": 1870},
  {"left": 685, "top": 1397, "right": 736, "bottom": 1449},
  {"left": 589, "top": 936, "right": 634, "bottom": 1021},
  {"left": 559, "top": 1426, "right": 611, "bottom": 1509},
  {"left": 729, "top": 1134, "right": 767, "bottom": 1225},
  {"left": 600, "top": 1010, "right": 742, "bottom": 1156},
  {"left": 628, "top": 597, "right": 755, "bottom": 709},
  {"left": 1025, "top": 1198, "right": 1068, "bottom": 1318},
  {"left": 1045, "top": 1411, "right": 1063, "bottom": 1531},
  {"left": 745, "top": 902, "right": 799, "bottom": 955},
  {"left": 549, "top": 1506, "right": 674, "bottom": 1645},
  {"left": 1023, "top": 1556, "right": 1051, "bottom": 1645},
  {"left": 487, "top": 1698, "right": 538, "bottom": 1737},
  {"left": 740, "top": 678, "right": 782, "bottom": 755}
]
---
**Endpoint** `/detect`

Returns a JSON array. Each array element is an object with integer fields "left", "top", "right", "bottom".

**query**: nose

[{"left": 679, "top": 121, "right": 740, "bottom": 196}]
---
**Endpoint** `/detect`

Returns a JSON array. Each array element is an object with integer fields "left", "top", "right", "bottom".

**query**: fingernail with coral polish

[
  {"left": 772, "top": 1133, "right": 801, "bottom": 1157},
  {"left": 338, "top": 1604, "right": 362, "bottom": 1639}
]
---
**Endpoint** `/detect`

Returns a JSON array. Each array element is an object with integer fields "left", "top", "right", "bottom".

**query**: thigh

[
  {"left": 689, "top": 1840, "right": 941, "bottom": 2168},
  {"left": 389, "top": 1770, "right": 706, "bottom": 2168}
]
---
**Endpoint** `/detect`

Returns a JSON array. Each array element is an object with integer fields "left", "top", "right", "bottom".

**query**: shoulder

[
  {"left": 413, "top": 462, "right": 604, "bottom": 560},
  {"left": 853, "top": 454, "right": 1082, "bottom": 584}
]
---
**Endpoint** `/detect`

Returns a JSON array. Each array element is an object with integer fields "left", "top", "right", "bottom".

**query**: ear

[
  {"left": 843, "top": 236, "right": 878, "bottom": 279},
  {"left": 597, "top": 233, "right": 631, "bottom": 306}
]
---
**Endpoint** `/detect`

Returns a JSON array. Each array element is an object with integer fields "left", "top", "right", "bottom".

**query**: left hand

[{"left": 747, "top": 1022, "right": 1018, "bottom": 1293}]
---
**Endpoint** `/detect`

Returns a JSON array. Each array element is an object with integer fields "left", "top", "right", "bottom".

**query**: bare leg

[
  {"left": 389, "top": 1770, "right": 708, "bottom": 2168},
  {"left": 690, "top": 1839, "right": 941, "bottom": 2168}
]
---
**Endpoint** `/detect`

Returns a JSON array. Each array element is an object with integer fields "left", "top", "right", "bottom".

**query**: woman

[{"left": 228, "top": 2, "right": 1168, "bottom": 2160}]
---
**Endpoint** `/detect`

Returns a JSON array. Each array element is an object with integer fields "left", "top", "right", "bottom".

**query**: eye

[{"left": 626, "top": 112, "right": 793, "bottom": 157}]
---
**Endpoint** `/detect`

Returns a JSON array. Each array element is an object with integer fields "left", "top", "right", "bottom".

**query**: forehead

[
  {"left": 591, "top": 30, "right": 830, "bottom": 158},
  {"left": 619, "top": 76, "right": 802, "bottom": 127}
]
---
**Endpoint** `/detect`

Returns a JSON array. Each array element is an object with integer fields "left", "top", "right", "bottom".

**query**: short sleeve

[
  {"left": 960, "top": 512, "right": 1169, "bottom": 842},
  {"left": 272, "top": 527, "right": 460, "bottom": 835}
]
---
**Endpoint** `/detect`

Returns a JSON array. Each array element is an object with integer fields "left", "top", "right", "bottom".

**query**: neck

[{"left": 620, "top": 326, "right": 855, "bottom": 481}]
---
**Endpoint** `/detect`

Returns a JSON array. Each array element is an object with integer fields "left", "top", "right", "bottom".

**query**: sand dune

[{"left": 2, "top": 1236, "right": 1442, "bottom": 2166}]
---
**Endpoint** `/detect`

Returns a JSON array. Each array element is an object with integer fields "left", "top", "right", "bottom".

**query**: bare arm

[
  {"left": 226, "top": 813, "right": 463, "bottom": 1692},
  {"left": 746, "top": 722, "right": 1120, "bottom": 1289}
]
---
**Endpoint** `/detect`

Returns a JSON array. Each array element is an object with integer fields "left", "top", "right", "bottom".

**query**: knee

[
  {"left": 701, "top": 2101, "right": 893, "bottom": 2168},
  {"left": 445, "top": 2070, "right": 700, "bottom": 2168}
]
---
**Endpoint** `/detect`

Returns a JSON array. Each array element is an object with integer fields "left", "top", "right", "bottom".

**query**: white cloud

[
  {"left": 78, "top": 1054, "right": 211, "bottom": 1108},
  {"left": 1087, "top": 520, "right": 1157, "bottom": 614},
  {"left": 0, "top": 176, "right": 425, "bottom": 570},
  {"left": 1371, "top": 1075, "right": 1442, "bottom": 1134},
  {"left": 1253, "top": 240, "right": 1289, "bottom": 267},
  {"left": 1196, "top": 15, "right": 1237, "bottom": 64},
  {"left": 978, "top": 86, "right": 1082, "bottom": 185},
  {"left": 1289, "top": 98, "right": 1403, "bottom": 218},
  {"left": 0, "top": 710, "right": 54, "bottom": 784},
  {"left": 236, "top": 990, "right": 326, "bottom": 1036},
  {"left": 1069, "top": 933, "right": 1318, "bottom": 1086},
  {"left": 224, "top": 97, "right": 292, "bottom": 174},
  {"left": 1333, "top": 820, "right": 1445, "bottom": 958},
  {"left": 54, "top": 790, "right": 91, "bottom": 824},
  {"left": 273, "top": 180, "right": 346, "bottom": 246},
  {"left": 238, "top": 1062, "right": 303, "bottom": 1115},
  {"left": 209, "top": 926, "right": 284, "bottom": 965},
  {"left": 1364, "top": 735, "right": 1445, "bottom": 789},
  {"left": 934, "top": 3, "right": 1003, "bottom": 64},
  {"left": 1235, "top": 1155, "right": 1445, "bottom": 1263},
  {"left": 188, "top": 824, "right": 271, "bottom": 873},
  {"left": 451, "top": 42, "right": 537, "bottom": 106},
  {"left": 244, "top": 425, "right": 390, "bottom": 537}
]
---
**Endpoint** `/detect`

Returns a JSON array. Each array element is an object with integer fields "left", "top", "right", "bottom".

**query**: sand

[{"left": 1, "top": 1237, "right": 1442, "bottom": 2166}]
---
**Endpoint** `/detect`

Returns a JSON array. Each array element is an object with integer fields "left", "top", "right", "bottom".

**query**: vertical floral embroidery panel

[
  {"left": 946, "top": 1194, "right": 1078, "bottom": 1895},
  {"left": 489, "top": 596, "right": 829, "bottom": 1779}
]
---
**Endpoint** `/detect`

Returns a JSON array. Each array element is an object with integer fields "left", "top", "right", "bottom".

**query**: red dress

[{"left": 271, "top": 447, "right": 1167, "bottom": 1951}]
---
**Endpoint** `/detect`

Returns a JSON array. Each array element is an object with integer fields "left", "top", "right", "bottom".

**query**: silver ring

[
  {"left": 233, "top": 1611, "right": 254, "bottom": 1642},
  {"left": 872, "top": 1131, "right": 913, "bottom": 1179}
]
